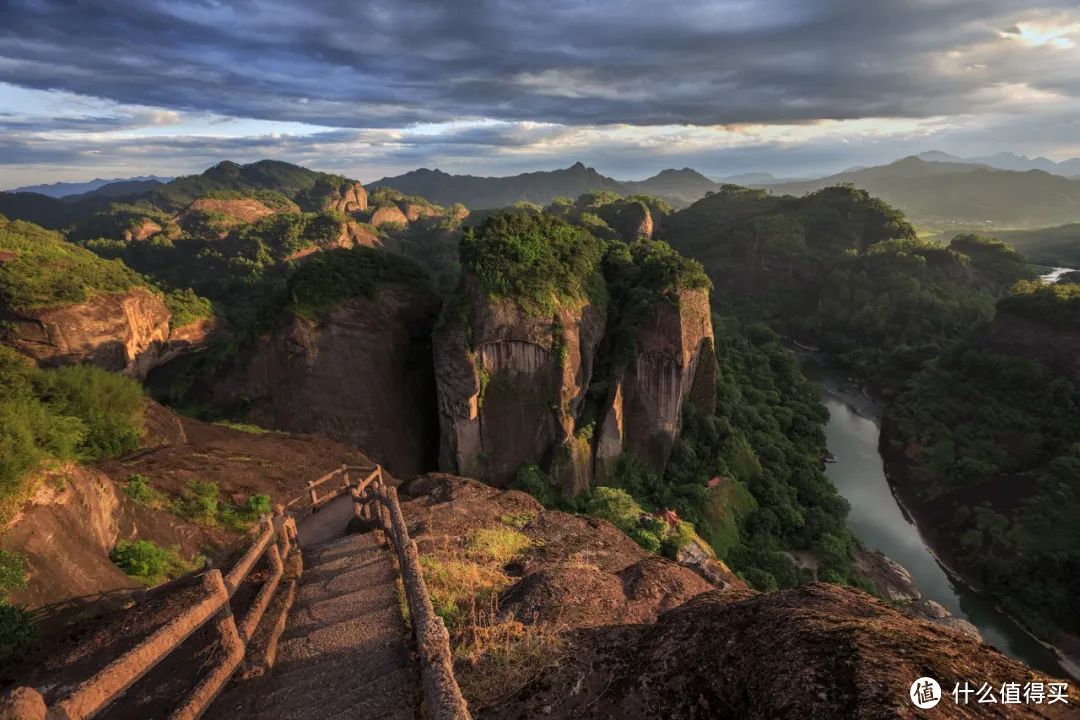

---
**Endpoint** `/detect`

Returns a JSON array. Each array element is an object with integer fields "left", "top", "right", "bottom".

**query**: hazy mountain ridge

[
  {"left": 919, "top": 150, "right": 1080, "bottom": 177},
  {"left": 769, "top": 156, "right": 1080, "bottom": 228},
  {"left": 371, "top": 162, "right": 725, "bottom": 209},
  {"left": 8, "top": 175, "right": 172, "bottom": 198}
]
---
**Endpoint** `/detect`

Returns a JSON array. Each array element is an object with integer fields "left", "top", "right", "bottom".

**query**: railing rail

[
  {"left": 34, "top": 509, "right": 298, "bottom": 720},
  {"left": 6, "top": 463, "right": 470, "bottom": 720},
  {"left": 356, "top": 471, "right": 472, "bottom": 720}
]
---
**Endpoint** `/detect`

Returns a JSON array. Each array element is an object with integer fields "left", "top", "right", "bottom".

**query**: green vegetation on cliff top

[
  {"left": 287, "top": 246, "right": 432, "bottom": 320},
  {"left": 0, "top": 214, "right": 145, "bottom": 309},
  {"left": 460, "top": 213, "right": 606, "bottom": 314}
]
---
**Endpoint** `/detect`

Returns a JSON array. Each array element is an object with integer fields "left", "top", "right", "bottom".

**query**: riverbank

[
  {"left": 879, "top": 409, "right": 1080, "bottom": 682},
  {"left": 804, "top": 358, "right": 1077, "bottom": 680}
]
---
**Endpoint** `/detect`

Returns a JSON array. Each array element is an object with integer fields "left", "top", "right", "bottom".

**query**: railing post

[
  {"left": 169, "top": 571, "right": 245, "bottom": 720},
  {"left": 307, "top": 478, "right": 317, "bottom": 508},
  {"left": 341, "top": 463, "right": 350, "bottom": 490},
  {"left": 0, "top": 687, "right": 45, "bottom": 720}
]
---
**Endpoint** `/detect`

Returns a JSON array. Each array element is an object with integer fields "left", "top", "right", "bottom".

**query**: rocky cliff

[
  {"left": 435, "top": 276, "right": 606, "bottom": 490},
  {"left": 1, "top": 287, "right": 172, "bottom": 378},
  {"left": 215, "top": 285, "right": 441, "bottom": 477},
  {"left": 595, "top": 288, "right": 716, "bottom": 479}
]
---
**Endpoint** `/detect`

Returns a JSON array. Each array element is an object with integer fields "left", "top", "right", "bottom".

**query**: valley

[{"left": 0, "top": 157, "right": 1078, "bottom": 717}]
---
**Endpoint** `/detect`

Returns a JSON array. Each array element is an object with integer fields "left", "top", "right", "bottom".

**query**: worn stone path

[{"left": 207, "top": 530, "right": 420, "bottom": 720}]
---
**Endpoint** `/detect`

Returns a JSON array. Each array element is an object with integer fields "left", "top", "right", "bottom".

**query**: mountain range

[
  {"left": 918, "top": 151, "right": 1080, "bottom": 177},
  {"left": 8, "top": 175, "right": 171, "bottom": 198},
  {"left": 769, "top": 156, "right": 1080, "bottom": 228},
  {"left": 370, "top": 162, "right": 720, "bottom": 209}
]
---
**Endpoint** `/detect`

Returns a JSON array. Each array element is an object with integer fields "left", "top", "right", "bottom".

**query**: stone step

[
  {"left": 300, "top": 547, "right": 389, "bottom": 585},
  {"left": 258, "top": 665, "right": 419, "bottom": 720},
  {"left": 260, "top": 643, "right": 413, "bottom": 708},
  {"left": 297, "top": 557, "right": 398, "bottom": 605},
  {"left": 275, "top": 605, "right": 407, "bottom": 671},
  {"left": 288, "top": 586, "right": 400, "bottom": 635}
]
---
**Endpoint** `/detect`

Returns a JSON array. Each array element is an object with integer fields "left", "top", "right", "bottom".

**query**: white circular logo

[{"left": 910, "top": 677, "right": 942, "bottom": 709}]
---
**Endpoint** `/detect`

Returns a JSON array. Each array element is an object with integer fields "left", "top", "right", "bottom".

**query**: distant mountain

[
  {"left": 769, "top": 156, "right": 1080, "bottom": 228},
  {"left": 369, "top": 162, "right": 626, "bottom": 210},
  {"left": 9, "top": 175, "right": 171, "bottom": 198},
  {"left": 622, "top": 168, "right": 720, "bottom": 206},
  {"left": 918, "top": 150, "right": 1080, "bottom": 177},
  {"left": 371, "top": 162, "right": 723, "bottom": 209},
  {"left": 713, "top": 172, "right": 787, "bottom": 186},
  {"left": 60, "top": 178, "right": 167, "bottom": 203}
]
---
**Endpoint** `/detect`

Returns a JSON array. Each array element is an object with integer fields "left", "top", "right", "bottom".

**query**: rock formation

[
  {"left": 595, "top": 288, "right": 716, "bottom": 479},
  {"left": 436, "top": 254, "right": 715, "bottom": 495},
  {"left": 435, "top": 277, "right": 606, "bottom": 490},
  {"left": 214, "top": 285, "right": 441, "bottom": 477},
  {"left": 1, "top": 287, "right": 172, "bottom": 378},
  {"left": 321, "top": 181, "right": 368, "bottom": 215},
  {"left": 369, "top": 204, "right": 410, "bottom": 228}
]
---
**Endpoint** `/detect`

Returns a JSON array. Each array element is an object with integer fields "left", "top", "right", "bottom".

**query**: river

[{"left": 812, "top": 369, "right": 1074, "bottom": 680}]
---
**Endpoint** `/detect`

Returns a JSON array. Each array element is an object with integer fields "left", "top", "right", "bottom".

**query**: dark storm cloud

[{"left": 1, "top": 0, "right": 1077, "bottom": 129}]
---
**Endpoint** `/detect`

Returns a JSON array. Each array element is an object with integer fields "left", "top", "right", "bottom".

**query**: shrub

[
  {"left": 510, "top": 465, "right": 558, "bottom": 509},
  {"left": 585, "top": 487, "right": 643, "bottom": 533},
  {"left": 0, "top": 348, "right": 145, "bottom": 521},
  {"left": 288, "top": 247, "right": 431, "bottom": 319},
  {"left": 110, "top": 539, "right": 194, "bottom": 586},
  {"left": 122, "top": 474, "right": 167, "bottom": 508},
  {"left": 629, "top": 528, "right": 662, "bottom": 553},
  {"left": 35, "top": 363, "right": 144, "bottom": 460},
  {"left": 164, "top": 287, "right": 214, "bottom": 328},
  {"left": 0, "top": 602, "right": 33, "bottom": 659},
  {"left": 661, "top": 521, "right": 697, "bottom": 559},
  {"left": 172, "top": 480, "right": 220, "bottom": 525},
  {"left": 0, "top": 216, "right": 144, "bottom": 308},
  {"left": 460, "top": 213, "right": 605, "bottom": 315}
]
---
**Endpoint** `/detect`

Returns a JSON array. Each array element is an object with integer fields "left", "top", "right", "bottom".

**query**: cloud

[
  {"left": 2, "top": 1, "right": 1080, "bottom": 185},
  {"left": 1, "top": 0, "right": 1079, "bottom": 129}
]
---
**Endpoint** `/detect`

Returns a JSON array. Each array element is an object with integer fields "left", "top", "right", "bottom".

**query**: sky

[{"left": 2, "top": 0, "right": 1080, "bottom": 187}]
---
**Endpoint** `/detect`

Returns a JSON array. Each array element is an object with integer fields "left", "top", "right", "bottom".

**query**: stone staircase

[{"left": 207, "top": 531, "right": 421, "bottom": 720}]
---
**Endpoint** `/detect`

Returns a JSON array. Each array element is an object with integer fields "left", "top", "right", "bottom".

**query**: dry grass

[
  {"left": 499, "top": 511, "right": 535, "bottom": 529},
  {"left": 454, "top": 617, "right": 565, "bottom": 709},
  {"left": 416, "top": 522, "right": 563, "bottom": 708},
  {"left": 419, "top": 554, "right": 507, "bottom": 628},
  {"left": 465, "top": 527, "right": 532, "bottom": 565}
]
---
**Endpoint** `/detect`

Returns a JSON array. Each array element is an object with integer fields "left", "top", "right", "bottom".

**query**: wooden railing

[
  {"left": 355, "top": 472, "right": 472, "bottom": 720},
  {"left": 5, "top": 464, "right": 470, "bottom": 720},
  {"left": 22, "top": 508, "right": 298, "bottom": 720}
]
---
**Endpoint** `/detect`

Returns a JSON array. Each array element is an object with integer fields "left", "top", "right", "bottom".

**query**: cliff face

[
  {"left": 1, "top": 288, "right": 172, "bottom": 378},
  {"left": 990, "top": 310, "right": 1080, "bottom": 383},
  {"left": 215, "top": 285, "right": 441, "bottom": 477},
  {"left": 435, "top": 277, "right": 606, "bottom": 490},
  {"left": 596, "top": 288, "right": 716, "bottom": 479},
  {"left": 436, "top": 279, "right": 715, "bottom": 493}
]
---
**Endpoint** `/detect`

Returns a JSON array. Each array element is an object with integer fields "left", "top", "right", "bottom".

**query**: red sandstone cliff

[
  {"left": 434, "top": 276, "right": 606, "bottom": 491},
  {"left": 214, "top": 286, "right": 441, "bottom": 477}
]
